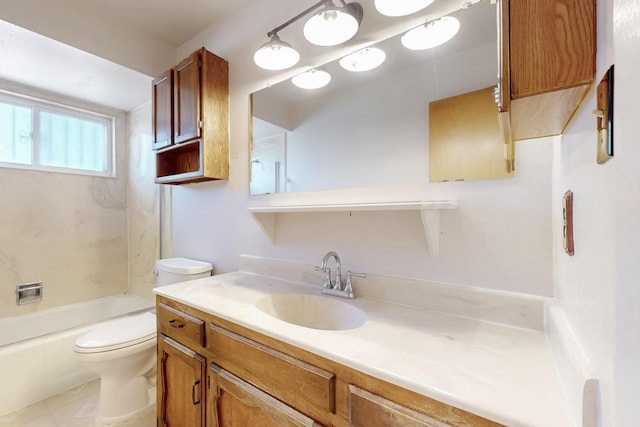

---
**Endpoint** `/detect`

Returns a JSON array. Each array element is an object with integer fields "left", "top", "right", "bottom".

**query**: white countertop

[{"left": 154, "top": 271, "right": 573, "bottom": 427}]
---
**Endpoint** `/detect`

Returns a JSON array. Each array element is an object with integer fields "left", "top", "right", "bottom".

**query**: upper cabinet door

[
  {"left": 152, "top": 70, "right": 173, "bottom": 150},
  {"left": 174, "top": 51, "right": 202, "bottom": 144},
  {"left": 509, "top": 0, "right": 596, "bottom": 98}
]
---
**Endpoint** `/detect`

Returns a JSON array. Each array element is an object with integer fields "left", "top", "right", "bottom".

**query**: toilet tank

[{"left": 155, "top": 258, "right": 213, "bottom": 287}]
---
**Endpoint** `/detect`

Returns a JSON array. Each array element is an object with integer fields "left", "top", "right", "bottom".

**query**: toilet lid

[{"left": 74, "top": 312, "right": 156, "bottom": 353}]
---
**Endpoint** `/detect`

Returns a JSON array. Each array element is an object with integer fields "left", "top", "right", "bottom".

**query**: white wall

[
  {"left": 0, "top": 0, "right": 176, "bottom": 76},
  {"left": 553, "top": 0, "right": 640, "bottom": 425},
  {"left": 611, "top": 1, "right": 640, "bottom": 422},
  {"left": 171, "top": 2, "right": 553, "bottom": 295}
]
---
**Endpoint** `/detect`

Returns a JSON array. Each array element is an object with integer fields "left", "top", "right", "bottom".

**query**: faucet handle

[
  {"left": 322, "top": 267, "right": 332, "bottom": 289},
  {"left": 314, "top": 265, "right": 333, "bottom": 289},
  {"left": 345, "top": 271, "right": 366, "bottom": 293}
]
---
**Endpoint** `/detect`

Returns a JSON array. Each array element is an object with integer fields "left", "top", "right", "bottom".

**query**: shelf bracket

[
  {"left": 420, "top": 209, "right": 441, "bottom": 256},
  {"left": 251, "top": 212, "right": 276, "bottom": 241}
]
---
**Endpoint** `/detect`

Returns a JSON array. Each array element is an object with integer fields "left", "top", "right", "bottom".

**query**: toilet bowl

[
  {"left": 73, "top": 258, "right": 212, "bottom": 423},
  {"left": 74, "top": 312, "right": 157, "bottom": 423}
]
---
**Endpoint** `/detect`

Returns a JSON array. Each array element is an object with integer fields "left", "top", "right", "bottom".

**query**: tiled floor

[
  {"left": 0, "top": 380, "right": 155, "bottom": 427},
  {"left": 0, "top": 380, "right": 101, "bottom": 427}
]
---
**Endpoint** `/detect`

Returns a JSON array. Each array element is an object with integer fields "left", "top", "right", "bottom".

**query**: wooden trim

[{"left": 497, "top": 0, "right": 510, "bottom": 113}]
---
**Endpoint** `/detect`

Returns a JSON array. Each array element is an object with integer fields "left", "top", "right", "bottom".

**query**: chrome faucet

[
  {"left": 315, "top": 251, "right": 366, "bottom": 299},
  {"left": 320, "top": 251, "right": 342, "bottom": 290}
]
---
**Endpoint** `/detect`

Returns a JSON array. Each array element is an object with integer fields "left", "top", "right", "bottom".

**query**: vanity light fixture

[
  {"left": 401, "top": 16, "right": 460, "bottom": 50},
  {"left": 339, "top": 47, "right": 387, "bottom": 72},
  {"left": 304, "top": 1, "right": 363, "bottom": 46},
  {"left": 374, "top": 0, "right": 434, "bottom": 17},
  {"left": 254, "top": 0, "right": 364, "bottom": 71},
  {"left": 291, "top": 68, "right": 332, "bottom": 89},
  {"left": 254, "top": 34, "right": 301, "bottom": 70}
]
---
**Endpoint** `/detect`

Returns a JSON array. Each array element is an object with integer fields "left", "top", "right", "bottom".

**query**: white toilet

[{"left": 74, "top": 257, "right": 212, "bottom": 424}]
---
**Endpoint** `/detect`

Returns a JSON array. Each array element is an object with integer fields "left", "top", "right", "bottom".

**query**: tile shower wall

[
  {"left": 127, "top": 101, "right": 160, "bottom": 301},
  {"left": 0, "top": 83, "right": 129, "bottom": 319}
]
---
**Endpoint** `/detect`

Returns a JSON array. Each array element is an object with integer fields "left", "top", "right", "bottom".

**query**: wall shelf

[{"left": 249, "top": 201, "right": 457, "bottom": 256}]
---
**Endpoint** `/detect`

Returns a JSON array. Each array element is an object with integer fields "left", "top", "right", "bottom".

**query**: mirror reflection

[{"left": 250, "top": 2, "right": 497, "bottom": 195}]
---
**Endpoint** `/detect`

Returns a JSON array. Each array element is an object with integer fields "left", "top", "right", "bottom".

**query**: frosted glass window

[
  {"left": 0, "top": 91, "right": 114, "bottom": 176},
  {"left": 0, "top": 100, "right": 32, "bottom": 165}
]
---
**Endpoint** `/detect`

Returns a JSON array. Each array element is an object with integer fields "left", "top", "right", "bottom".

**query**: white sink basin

[{"left": 256, "top": 294, "right": 367, "bottom": 331}]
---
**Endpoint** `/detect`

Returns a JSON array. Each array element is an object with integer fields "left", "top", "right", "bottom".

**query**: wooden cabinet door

[
  {"left": 509, "top": 0, "right": 595, "bottom": 98},
  {"left": 429, "top": 87, "right": 513, "bottom": 182},
  {"left": 158, "top": 335, "right": 206, "bottom": 427},
  {"left": 174, "top": 51, "right": 202, "bottom": 144},
  {"left": 152, "top": 70, "right": 173, "bottom": 150},
  {"left": 209, "top": 363, "right": 323, "bottom": 427}
]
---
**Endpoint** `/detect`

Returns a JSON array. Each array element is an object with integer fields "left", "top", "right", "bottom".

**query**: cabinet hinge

[
  {"left": 198, "top": 119, "right": 203, "bottom": 129},
  {"left": 198, "top": 59, "right": 202, "bottom": 68}
]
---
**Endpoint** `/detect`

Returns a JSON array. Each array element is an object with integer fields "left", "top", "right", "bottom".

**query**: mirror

[{"left": 250, "top": 2, "right": 500, "bottom": 195}]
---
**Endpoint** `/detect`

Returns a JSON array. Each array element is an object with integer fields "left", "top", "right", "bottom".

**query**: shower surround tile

[
  {"left": 127, "top": 101, "right": 164, "bottom": 301},
  {"left": 0, "top": 159, "right": 128, "bottom": 318}
]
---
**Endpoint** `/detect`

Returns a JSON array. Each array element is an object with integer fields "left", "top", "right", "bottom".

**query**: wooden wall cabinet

[
  {"left": 156, "top": 296, "right": 503, "bottom": 427},
  {"left": 428, "top": 0, "right": 594, "bottom": 180},
  {"left": 499, "top": 0, "right": 596, "bottom": 141},
  {"left": 152, "top": 47, "right": 229, "bottom": 184}
]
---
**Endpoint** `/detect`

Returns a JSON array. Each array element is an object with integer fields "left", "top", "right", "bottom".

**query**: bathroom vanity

[
  {"left": 154, "top": 260, "right": 575, "bottom": 427},
  {"left": 158, "top": 296, "right": 498, "bottom": 427}
]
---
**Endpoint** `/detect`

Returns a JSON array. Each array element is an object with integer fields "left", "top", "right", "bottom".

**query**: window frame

[{"left": 0, "top": 89, "right": 116, "bottom": 178}]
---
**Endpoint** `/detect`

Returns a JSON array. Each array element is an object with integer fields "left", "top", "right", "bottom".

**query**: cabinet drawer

[
  {"left": 158, "top": 302, "right": 205, "bottom": 348},
  {"left": 209, "top": 323, "right": 335, "bottom": 414},
  {"left": 210, "top": 363, "right": 324, "bottom": 427},
  {"left": 348, "top": 385, "right": 453, "bottom": 427}
]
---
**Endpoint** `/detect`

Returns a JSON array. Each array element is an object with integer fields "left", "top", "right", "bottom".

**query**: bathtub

[{"left": 0, "top": 294, "right": 154, "bottom": 416}]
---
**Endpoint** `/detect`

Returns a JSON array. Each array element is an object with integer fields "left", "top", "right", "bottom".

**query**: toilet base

[{"left": 96, "top": 385, "right": 156, "bottom": 425}]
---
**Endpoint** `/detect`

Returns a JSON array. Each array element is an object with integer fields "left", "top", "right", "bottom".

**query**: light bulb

[
  {"left": 339, "top": 47, "right": 386, "bottom": 72},
  {"left": 401, "top": 16, "right": 460, "bottom": 50},
  {"left": 374, "top": 0, "right": 434, "bottom": 17},
  {"left": 304, "top": 5, "right": 359, "bottom": 46},
  {"left": 291, "top": 69, "right": 332, "bottom": 89},
  {"left": 254, "top": 35, "right": 300, "bottom": 70}
]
